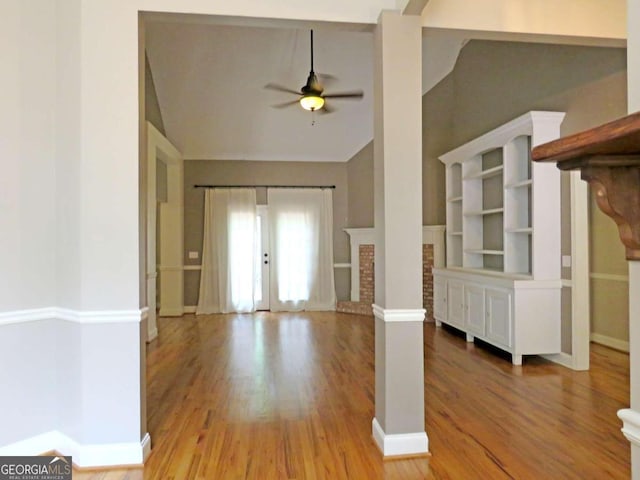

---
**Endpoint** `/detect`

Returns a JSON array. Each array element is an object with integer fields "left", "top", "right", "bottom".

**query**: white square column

[{"left": 372, "top": 11, "right": 428, "bottom": 457}]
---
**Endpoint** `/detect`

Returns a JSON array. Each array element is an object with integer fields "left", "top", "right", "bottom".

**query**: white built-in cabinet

[{"left": 433, "top": 111, "right": 565, "bottom": 365}]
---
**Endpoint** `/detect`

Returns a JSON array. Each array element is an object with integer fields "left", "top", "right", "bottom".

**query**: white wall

[
  {"left": 56, "top": 0, "right": 82, "bottom": 309},
  {"left": 0, "top": 1, "right": 56, "bottom": 311},
  {"left": 0, "top": 0, "right": 58, "bottom": 449},
  {"left": 0, "top": 1, "right": 143, "bottom": 465},
  {"left": 0, "top": 320, "right": 58, "bottom": 447}
]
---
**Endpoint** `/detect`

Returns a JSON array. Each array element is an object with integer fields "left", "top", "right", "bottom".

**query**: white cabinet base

[{"left": 433, "top": 268, "right": 561, "bottom": 365}]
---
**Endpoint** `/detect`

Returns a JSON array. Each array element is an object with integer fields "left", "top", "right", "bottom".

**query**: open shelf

[
  {"left": 505, "top": 179, "right": 533, "bottom": 189},
  {"left": 506, "top": 227, "right": 533, "bottom": 234},
  {"left": 447, "top": 195, "right": 463, "bottom": 202},
  {"left": 464, "top": 207, "right": 504, "bottom": 216},
  {"left": 449, "top": 231, "right": 463, "bottom": 236},
  {"left": 464, "top": 165, "right": 504, "bottom": 180},
  {"left": 465, "top": 249, "right": 504, "bottom": 255}
]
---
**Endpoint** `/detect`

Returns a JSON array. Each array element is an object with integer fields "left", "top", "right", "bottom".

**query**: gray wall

[
  {"left": 348, "top": 41, "right": 627, "bottom": 227},
  {"left": 347, "top": 142, "right": 374, "bottom": 228},
  {"left": 183, "top": 160, "right": 350, "bottom": 306},
  {"left": 344, "top": 40, "right": 627, "bottom": 350},
  {"left": 145, "top": 53, "right": 165, "bottom": 135}
]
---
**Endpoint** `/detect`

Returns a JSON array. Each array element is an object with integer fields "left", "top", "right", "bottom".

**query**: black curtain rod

[{"left": 194, "top": 185, "right": 335, "bottom": 189}]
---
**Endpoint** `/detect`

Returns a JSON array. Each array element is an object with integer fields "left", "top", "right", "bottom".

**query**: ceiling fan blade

[
  {"left": 322, "top": 90, "right": 364, "bottom": 99},
  {"left": 317, "top": 73, "right": 338, "bottom": 87},
  {"left": 264, "top": 83, "right": 301, "bottom": 96},
  {"left": 271, "top": 99, "right": 300, "bottom": 109},
  {"left": 318, "top": 103, "right": 335, "bottom": 114}
]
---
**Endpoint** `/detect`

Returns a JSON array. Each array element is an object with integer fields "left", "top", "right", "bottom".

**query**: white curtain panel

[
  {"left": 196, "top": 188, "right": 257, "bottom": 314},
  {"left": 268, "top": 188, "right": 337, "bottom": 312}
]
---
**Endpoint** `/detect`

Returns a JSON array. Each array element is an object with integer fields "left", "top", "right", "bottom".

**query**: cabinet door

[
  {"left": 447, "top": 280, "right": 464, "bottom": 328},
  {"left": 464, "top": 284, "right": 485, "bottom": 336},
  {"left": 433, "top": 276, "right": 447, "bottom": 321},
  {"left": 486, "top": 288, "right": 512, "bottom": 347}
]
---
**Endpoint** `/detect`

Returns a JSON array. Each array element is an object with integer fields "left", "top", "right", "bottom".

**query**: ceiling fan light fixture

[{"left": 300, "top": 94, "right": 325, "bottom": 111}]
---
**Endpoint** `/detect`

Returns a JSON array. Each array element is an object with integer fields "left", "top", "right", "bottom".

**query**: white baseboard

[
  {"left": 372, "top": 418, "right": 428, "bottom": 457},
  {"left": 541, "top": 352, "right": 575, "bottom": 370},
  {"left": 158, "top": 307, "right": 184, "bottom": 317},
  {"left": 0, "top": 431, "right": 62, "bottom": 457},
  {"left": 147, "top": 327, "right": 158, "bottom": 342},
  {"left": 590, "top": 333, "right": 629, "bottom": 353},
  {"left": 0, "top": 431, "right": 149, "bottom": 468},
  {"left": 141, "top": 432, "right": 152, "bottom": 462}
]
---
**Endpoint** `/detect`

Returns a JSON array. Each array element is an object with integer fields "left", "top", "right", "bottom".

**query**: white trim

[
  {"left": 65, "top": 440, "right": 144, "bottom": 468},
  {"left": 0, "top": 308, "right": 144, "bottom": 327},
  {"left": 147, "top": 327, "right": 158, "bottom": 342},
  {"left": 590, "top": 272, "right": 629, "bottom": 282},
  {"left": 147, "top": 122, "right": 184, "bottom": 344},
  {"left": 439, "top": 111, "right": 566, "bottom": 165},
  {"left": 561, "top": 279, "right": 573, "bottom": 288},
  {"left": 56, "top": 308, "right": 143, "bottom": 324},
  {"left": 372, "top": 418, "right": 428, "bottom": 457},
  {"left": 333, "top": 263, "right": 351, "bottom": 268},
  {"left": 372, "top": 305, "right": 425, "bottom": 322},
  {"left": 591, "top": 333, "right": 630, "bottom": 352},
  {"left": 0, "top": 308, "right": 54, "bottom": 326},
  {"left": 141, "top": 432, "right": 152, "bottom": 462},
  {"left": 158, "top": 307, "right": 184, "bottom": 317},
  {"left": 0, "top": 431, "right": 62, "bottom": 457},
  {"left": 423, "top": 225, "right": 447, "bottom": 269},
  {"left": 142, "top": 306, "right": 155, "bottom": 342},
  {"left": 184, "top": 306, "right": 197, "bottom": 313},
  {"left": 344, "top": 228, "right": 375, "bottom": 302},
  {"left": 0, "top": 430, "right": 148, "bottom": 468},
  {"left": 541, "top": 352, "right": 574, "bottom": 369},
  {"left": 618, "top": 409, "right": 640, "bottom": 447},
  {"left": 344, "top": 225, "right": 446, "bottom": 302},
  {"left": 570, "top": 170, "right": 591, "bottom": 371}
]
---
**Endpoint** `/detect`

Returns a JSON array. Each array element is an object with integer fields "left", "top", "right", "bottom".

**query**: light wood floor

[{"left": 75, "top": 312, "right": 630, "bottom": 479}]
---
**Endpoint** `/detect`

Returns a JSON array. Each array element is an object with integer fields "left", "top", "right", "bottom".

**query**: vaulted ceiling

[{"left": 145, "top": 21, "right": 464, "bottom": 162}]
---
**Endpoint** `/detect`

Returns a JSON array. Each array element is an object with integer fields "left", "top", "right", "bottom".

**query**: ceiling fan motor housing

[{"left": 302, "top": 72, "right": 323, "bottom": 95}]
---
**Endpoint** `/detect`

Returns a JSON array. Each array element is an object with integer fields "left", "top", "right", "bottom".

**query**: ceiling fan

[{"left": 265, "top": 30, "right": 364, "bottom": 114}]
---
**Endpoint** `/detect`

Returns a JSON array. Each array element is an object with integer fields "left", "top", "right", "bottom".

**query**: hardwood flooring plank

[{"left": 74, "top": 312, "right": 629, "bottom": 479}]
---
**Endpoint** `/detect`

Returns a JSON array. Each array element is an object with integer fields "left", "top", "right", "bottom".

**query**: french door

[{"left": 254, "top": 206, "right": 270, "bottom": 310}]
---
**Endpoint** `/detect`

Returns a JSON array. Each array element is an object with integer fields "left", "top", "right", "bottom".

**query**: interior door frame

[
  {"left": 542, "top": 171, "right": 590, "bottom": 370},
  {"left": 146, "top": 122, "right": 183, "bottom": 342},
  {"left": 255, "top": 205, "right": 270, "bottom": 311}
]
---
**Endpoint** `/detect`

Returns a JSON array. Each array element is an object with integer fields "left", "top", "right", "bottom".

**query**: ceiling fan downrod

[{"left": 310, "top": 29, "right": 314, "bottom": 74}]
